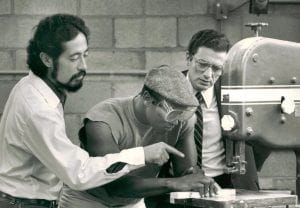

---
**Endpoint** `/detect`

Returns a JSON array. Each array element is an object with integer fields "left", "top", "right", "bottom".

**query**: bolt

[
  {"left": 252, "top": 53, "right": 259, "bottom": 62},
  {"left": 246, "top": 127, "right": 253, "bottom": 136},
  {"left": 269, "top": 77, "right": 275, "bottom": 84},
  {"left": 246, "top": 107, "right": 253, "bottom": 116}
]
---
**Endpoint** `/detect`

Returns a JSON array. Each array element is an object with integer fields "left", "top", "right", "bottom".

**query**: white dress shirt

[
  {"left": 0, "top": 72, "right": 145, "bottom": 200},
  {"left": 200, "top": 87, "right": 226, "bottom": 177}
]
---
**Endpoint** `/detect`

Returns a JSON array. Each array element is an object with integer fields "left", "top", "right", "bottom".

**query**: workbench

[{"left": 168, "top": 189, "right": 298, "bottom": 208}]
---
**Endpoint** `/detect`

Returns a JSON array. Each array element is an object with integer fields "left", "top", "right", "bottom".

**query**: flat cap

[{"left": 144, "top": 65, "right": 199, "bottom": 107}]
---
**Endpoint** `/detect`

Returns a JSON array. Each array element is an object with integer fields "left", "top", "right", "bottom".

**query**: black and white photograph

[{"left": 0, "top": 0, "right": 299, "bottom": 207}]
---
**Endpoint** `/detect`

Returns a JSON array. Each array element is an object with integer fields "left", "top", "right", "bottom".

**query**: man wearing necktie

[{"left": 185, "top": 29, "right": 260, "bottom": 190}]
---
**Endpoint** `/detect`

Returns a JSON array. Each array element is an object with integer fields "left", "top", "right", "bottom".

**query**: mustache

[{"left": 70, "top": 70, "right": 86, "bottom": 80}]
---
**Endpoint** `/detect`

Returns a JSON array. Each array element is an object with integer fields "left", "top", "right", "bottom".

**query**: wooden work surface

[{"left": 168, "top": 189, "right": 298, "bottom": 208}]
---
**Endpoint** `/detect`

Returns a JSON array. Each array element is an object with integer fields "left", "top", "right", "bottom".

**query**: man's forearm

[{"left": 88, "top": 176, "right": 175, "bottom": 198}]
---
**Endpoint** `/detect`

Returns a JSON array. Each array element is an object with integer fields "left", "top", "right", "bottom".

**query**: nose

[
  {"left": 203, "top": 66, "right": 213, "bottom": 78},
  {"left": 78, "top": 56, "right": 87, "bottom": 71}
]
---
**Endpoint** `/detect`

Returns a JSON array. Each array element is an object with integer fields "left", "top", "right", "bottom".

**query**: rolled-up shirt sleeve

[{"left": 22, "top": 106, "right": 145, "bottom": 191}]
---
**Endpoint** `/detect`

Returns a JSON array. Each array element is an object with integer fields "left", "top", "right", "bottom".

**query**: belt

[{"left": 0, "top": 191, "right": 57, "bottom": 208}]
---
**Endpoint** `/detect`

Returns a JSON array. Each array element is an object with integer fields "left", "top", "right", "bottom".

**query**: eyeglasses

[
  {"left": 194, "top": 58, "right": 223, "bottom": 76},
  {"left": 156, "top": 100, "right": 197, "bottom": 122}
]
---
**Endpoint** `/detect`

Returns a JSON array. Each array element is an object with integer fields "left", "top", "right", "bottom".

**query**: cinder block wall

[{"left": 0, "top": 0, "right": 299, "bottom": 192}]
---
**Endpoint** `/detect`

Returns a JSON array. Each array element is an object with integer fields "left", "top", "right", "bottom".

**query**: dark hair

[
  {"left": 186, "top": 29, "right": 230, "bottom": 61},
  {"left": 26, "top": 14, "right": 90, "bottom": 78}
]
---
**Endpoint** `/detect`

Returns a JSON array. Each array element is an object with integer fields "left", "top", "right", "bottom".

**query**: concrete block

[
  {"left": 16, "top": 50, "right": 28, "bottom": 71},
  {"left": 14, "top": 0, "right": 77, "bottom": 15},
  {"left": 259, "top": 151, "right": 296, "bottom": 177},
  {"left": 87, "top": 50, "right": 144, "bottom": 71},
  {"left": 259, "top": 177, "right": 274, "bottom": 190},
  {"left": 115, "top": 17, "right": 177, "bottom": 48},
  {"left": 81, "top": 0, "right": 143, "bottom": 15},
  {"left": 259, "top": 177, "right": 296, "bottom": 191},
  {"left": 0, "top": 0, "right": 11, "bottom": 14},
  {"left": 0, "top": 73, "right": 27, "bottom": 81},
  {"left": 145, "top": 51, "right": 186, "bottom": 71},
  {"left": 242, "top": 14, "right": 300, "bottom": 43},
  {"left": 145, "top": 0, "right": 207, "bottom": 15},
  {"left": 178, "top": 16, "right": 217, "bottom": 47},
  {"left": 270, "top": 4, "right": 300, "bottom": 14},
  {"left": 207, "top": 0, "right": 249, "bottom": 15},
  {"left": 0, "top": 51, "right": 13, "bottom": 71},
  {"left": 115, "top": 18, "right": 145, "bottom": 48},
  {"left": 0, "top": 80, "right": 18, "bottom": 113},
  {"left": 221, "top": 15, "right": 243, "bottom": 45},
  {"left": 84, "top": 18, "right": 113, "bottom": 48},
  {"left": 64, "top": 80, "right": 112, "bottom": 114},
  {"left": 0, "top": 17, "right": 39, "bottom": 48},
  {"left": 144, "top": 17, "right": 177, "bottom": 48},
  {"left": 113, "top": 79, "right": 144, "bottom": 98},
  {"left": 273, "top": 178, "right": 296, "bottom": 191},
  {"left": 64, "top": 114, "right": 82, "bottom": 145}
]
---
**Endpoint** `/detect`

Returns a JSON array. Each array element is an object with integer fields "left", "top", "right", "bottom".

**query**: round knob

[
  {"left": 252, "top": 53, "right": 259, "bottom": 62},
  {"left": 246, "top": 107, "right": 253, "bottom": 116},
  {"left": 246, "top": 127, "right": 253, "bottom": 136},
  {"left": 291, "top": 77, "right": 297, "bottom": 84},
  {"left": 281, "top": 96, "right": 295, "bottom": 114},
  {"left": 221, "top": 115, "right": 235, "bottom": 131}
]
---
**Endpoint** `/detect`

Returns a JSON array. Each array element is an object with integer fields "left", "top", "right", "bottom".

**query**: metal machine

[{"left": 221, "top": 31, "right": 300, "bottom": 174}]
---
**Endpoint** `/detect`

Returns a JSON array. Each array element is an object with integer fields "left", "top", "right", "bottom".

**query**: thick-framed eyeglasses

[
  {"left": 156, "top": 99, "right": 197, "bottom": 122},
  {"left": 194, "top": 58, "right": 223, "bottom": 76}
]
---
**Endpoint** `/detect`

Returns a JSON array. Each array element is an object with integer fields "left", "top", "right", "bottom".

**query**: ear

[
  {"left": 39, "top": 52, "right": 53, "bottom": 68},
  {"left": 186, "top": 51, "right": 191, "bottom": 66},
  {"left": 142, "top": 91, "right": 154, "bottom": 106},
  {"left": 187, "top": 60, "right": 191, "bottom": 66}
]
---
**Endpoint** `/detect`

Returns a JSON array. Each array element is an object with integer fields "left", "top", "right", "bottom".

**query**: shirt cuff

[{"left": 118, "top": 147, "right": 145, "bottom": 166}]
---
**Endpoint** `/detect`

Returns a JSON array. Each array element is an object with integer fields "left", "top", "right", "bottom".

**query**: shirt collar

[
  {"left": 201, "top": 86, "right": 214, "bottom": 108},
  {"left": 28, "top": 71, "right": 61, "bottom": 108}
]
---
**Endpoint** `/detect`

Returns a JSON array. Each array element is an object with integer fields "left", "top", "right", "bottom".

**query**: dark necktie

[{"left": 194, "top": 92, "right": 203, "bottom": 168}]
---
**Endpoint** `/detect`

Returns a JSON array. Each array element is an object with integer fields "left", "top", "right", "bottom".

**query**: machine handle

[{"left": 281, "top": 95, "right": 295, "bottom": 114}]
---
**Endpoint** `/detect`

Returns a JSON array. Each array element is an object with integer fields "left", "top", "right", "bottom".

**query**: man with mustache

[
  {"left": 58, "top": 65, "right": 219, "bottom": 208},
  {"left": 0, "top": 14, "right": 183, "bottom": 208}
]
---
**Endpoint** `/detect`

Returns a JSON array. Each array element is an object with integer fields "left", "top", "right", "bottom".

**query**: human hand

[
  {"left": 143, "top": 142, "right": 184, "bottom": 166},
  {"left": 180, "top": 166, "right": 204, "bottom": 176},
  {"left": 169, "top": 172, "right": 218, "bottom": 197}
]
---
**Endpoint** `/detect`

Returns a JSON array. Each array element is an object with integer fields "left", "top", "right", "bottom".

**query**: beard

[{"left": 51, "top": 64, "right": 86, "bottom": 92}]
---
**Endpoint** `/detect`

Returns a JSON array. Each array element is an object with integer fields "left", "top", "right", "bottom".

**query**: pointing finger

[{"left": 164, "top": 144, "right": 185, "bottom": 158}]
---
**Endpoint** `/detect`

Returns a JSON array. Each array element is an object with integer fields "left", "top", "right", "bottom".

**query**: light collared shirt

[
  {"left": 186, "top": 74, "right": 226, "bottom": 176},
  {"left": 200, "top": 87, "right": 226, "bottom": 177},
  {"left": 0, "top": 72, "right": 145, "bottom": 200}
]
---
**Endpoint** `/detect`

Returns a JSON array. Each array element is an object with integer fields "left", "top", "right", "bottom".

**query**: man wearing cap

[{"left": 58, "top": 65, "right": 218, "bottom": 208}]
